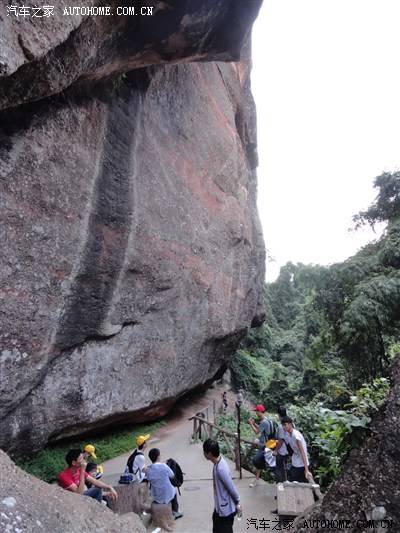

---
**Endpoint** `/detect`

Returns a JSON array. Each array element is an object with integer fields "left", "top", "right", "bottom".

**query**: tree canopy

[{"left": 231, "top": 171, "right": 400, "bottom": 401}]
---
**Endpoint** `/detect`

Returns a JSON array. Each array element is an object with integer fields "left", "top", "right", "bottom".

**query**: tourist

[
  {"left": 203, "top": 438, "right": 242, "bottom": 533},
  {"left": 82, "top": 444, "right": 97, "bottom": 461},
  {"left": 248, "top": 404, "right": 275, "bottom": 487},
  {"left": 127, "top": 434, "right": 150, "bottom": 482},
  {"left": 58, "top": 449, "right": 117, "bottom": 503},
  {"left": 272, "top": 406, "right": 291, "bottom": 482},
  {"left": 146, "top": 448, "right": 183, "bottom": 519},
  {"left": 222, "top": 391, "right": 228, "bottom": 413},
  {"left": 281, "top": 416, "right": 311, "bottom": 482}
]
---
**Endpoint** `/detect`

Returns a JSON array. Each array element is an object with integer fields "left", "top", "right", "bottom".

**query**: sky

[{"left": 251, "top": 0, "right": 400, "bottom": 281}]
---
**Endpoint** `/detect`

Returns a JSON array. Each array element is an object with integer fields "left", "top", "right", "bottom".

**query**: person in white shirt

[
  {"left": 127, "top": 434, "right": 150, "bottom": 482},
  {"left": 281, "top": 416, "right": 311, "bottom": 482}
]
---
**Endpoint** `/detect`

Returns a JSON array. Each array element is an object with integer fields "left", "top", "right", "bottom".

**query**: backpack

[
  {"left": 166, "top": 458, "right": 184, "bottom": 495},
  {"left": 262, "top": 418, "right": 278, "bottom": 441},
  {"left": 127, "top": 449, "right": 144, "bottom": 475}
]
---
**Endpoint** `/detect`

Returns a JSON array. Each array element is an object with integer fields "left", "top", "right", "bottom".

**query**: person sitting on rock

[
  {"left": 85, "top": 462, "right": 100, "bottom": 488},
  {"left": 145, "top": 448, "right": 183, "bottom": 520},
  {"left": 127, "top": 434, "right": 150, "bottom": 482},
  {"left": 58, "top": 449, "right": 117, "bottom": 503},
  {"left": 82, "top": 444, "right": 97, "bottom": 462}
]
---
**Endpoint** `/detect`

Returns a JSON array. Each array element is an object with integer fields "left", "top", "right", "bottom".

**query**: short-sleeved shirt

[
  {"left": 277, "top": 424, "right": 290, "bottom": 456},
  {"left": 58, "top": 467, "right": 88, "bottom": 490},
  {"left": 258, "top": 418, "right": 273, "bottom": 449},
  {"left": 289, "top": 429, "right": 309, "bottom": 467},
  {"left": 133, "top": 451, "right": 146, "bottom": 482},
  {"left": 145, "top": 462, "right": 176, "bottom": 504}
]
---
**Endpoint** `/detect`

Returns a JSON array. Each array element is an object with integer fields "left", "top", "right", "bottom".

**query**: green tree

[{"left": 352, "top": 170, "right": 400, "bottom": 230}]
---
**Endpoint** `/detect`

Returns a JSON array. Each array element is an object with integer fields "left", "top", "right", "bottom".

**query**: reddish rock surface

[{"left": 0, "top": 1, "right": 265, "bottom": 456}]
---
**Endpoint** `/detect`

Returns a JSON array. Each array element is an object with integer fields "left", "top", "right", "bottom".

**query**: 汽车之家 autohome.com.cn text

[{"left": 5, "top": 5, "right": 155, "bottom": 18}]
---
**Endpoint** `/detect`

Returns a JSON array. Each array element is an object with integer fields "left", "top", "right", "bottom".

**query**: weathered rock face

[
  {"left": 293, "top": 355, "right": 400, "bottom": 532},
  {"left": 0, "top": 450, "right": 145, "bottom": 533},
  {"left": 0, "top": 0, "right": 265, "bottom": 456}
]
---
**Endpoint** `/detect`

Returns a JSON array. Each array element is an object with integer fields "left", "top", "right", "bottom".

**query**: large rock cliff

[{"left": 0, "top": 0, "right": 265, "bottom": 456}]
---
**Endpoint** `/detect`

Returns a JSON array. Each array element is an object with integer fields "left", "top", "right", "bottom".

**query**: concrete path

[{"left": 102, "top": 387, "right": 278, "bottom": 532}]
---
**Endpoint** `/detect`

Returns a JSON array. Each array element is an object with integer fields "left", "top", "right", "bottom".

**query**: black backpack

[
  {"left": 166, "top": 458, "right": 184, "bottom": 495},
  {"left": 127, "top": 449, "right": 144, "bottom": 475},
  {"left": 263, "top": 418, "right": 278, "bottom": 441}
]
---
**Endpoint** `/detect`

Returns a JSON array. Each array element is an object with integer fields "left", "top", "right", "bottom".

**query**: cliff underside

[{"left": 0, "top": 0, "right": 265, "bottom": 457}]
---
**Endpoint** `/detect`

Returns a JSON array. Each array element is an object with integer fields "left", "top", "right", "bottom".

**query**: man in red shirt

[{"left": 58, "top": 449, "right": 118, "bottom": 503}]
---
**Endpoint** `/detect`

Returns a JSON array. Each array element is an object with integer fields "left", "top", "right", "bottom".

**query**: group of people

[
  {"left": 56, "top": 400, "right": 310, "bottom": 531},
  {"left": 248, "top": 403, "right": 311, "bottom": 515},
  {"left": 57, "top": 436, "right": 184, "bottom": 520},
  {"left": 125, "top": 433, "right": 183, "bottom": 519},
  {"left": 58, "top": 445, "right": 118, "bottom": 503}
]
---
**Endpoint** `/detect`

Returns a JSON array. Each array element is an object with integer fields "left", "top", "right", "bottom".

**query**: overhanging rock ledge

[{"left": 0, "top": 0, "right": 265, "bottom": 457}]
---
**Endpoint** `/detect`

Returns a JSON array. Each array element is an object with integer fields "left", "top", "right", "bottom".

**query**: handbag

[{"left": 118, "top": 473, "right": 134, "bottom": 484}]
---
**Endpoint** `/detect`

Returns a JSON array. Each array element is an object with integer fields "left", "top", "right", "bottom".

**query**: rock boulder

[{"left": 0, "top": 0, "right": 265, "bottom": 456}]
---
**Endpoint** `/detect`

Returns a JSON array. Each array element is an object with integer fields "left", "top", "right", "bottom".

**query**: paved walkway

[{"left": 102, "top": 387, "right": 278, "bottom": 532}]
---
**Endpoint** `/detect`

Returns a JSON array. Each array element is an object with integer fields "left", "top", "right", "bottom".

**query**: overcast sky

[{"left": 251, "top": 0, "right": 400, "bottom": 281}]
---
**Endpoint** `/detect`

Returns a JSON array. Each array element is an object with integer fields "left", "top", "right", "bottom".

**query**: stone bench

[{"left": 277, "top": 476, "right": 321, "bottom": 517}]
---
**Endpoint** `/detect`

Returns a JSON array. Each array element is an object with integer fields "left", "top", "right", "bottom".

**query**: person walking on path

[
  {"left": 248, "top": 404, "right": 275, "bottom": 487},
  {"left": 203, "top": 438, "right": 242, "bottom": 533},
  {"left": 222, "top": 391, "right": 228, "bottom": 413},
  {"left": 272, "top": 406, "right": 291, "bottom": 482},
  {"left": 146, "top": 448, "right": 183, "bottom": 519},
  {"left": 281, "top": 416, "right": 311, "bottom": 482}
]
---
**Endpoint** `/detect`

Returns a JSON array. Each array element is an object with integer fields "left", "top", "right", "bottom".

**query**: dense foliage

[
  {"left": 215, "top": 377, "right": 389, "bottom": 489},
  {"left": 229, "top": 171, "right": 399, "bottom": 487},
  {"left": 232, "top": 170, "right": 400, "bottom": 400}
]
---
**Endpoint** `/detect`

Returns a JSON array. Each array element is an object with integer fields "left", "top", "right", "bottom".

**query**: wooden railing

[{"left": 188, "top": 400, "right": 258, "bottom": 472}]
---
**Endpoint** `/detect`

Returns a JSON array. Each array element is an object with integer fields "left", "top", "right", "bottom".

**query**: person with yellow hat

[
  {"left": 126, "top": 434, "right": 151, "bottom": 482},
  {"left": 83, "top": 444, "right": 97, "bottom": 461},
  {"left": 264, "top": 439, "right": 277, "bottom": 471}
]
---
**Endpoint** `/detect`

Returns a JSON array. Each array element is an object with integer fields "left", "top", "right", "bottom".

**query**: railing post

[
  {"left": 236, "top": 391, "right": 243, "bottom": 479},
  {"left": 234, "top": 437, "right": 240, "bottom": 471}
]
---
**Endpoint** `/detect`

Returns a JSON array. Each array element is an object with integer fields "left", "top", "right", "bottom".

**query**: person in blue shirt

[
  {"left": 203, "top": 438, "right": 242, "bottom": 533},
  {"left": 146, "top": 448, "right": 183, "bottom": 520}
]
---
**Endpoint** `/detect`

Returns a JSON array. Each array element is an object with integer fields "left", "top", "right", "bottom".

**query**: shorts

[{"left": 252, "top": 448, "right": 266, "bottom": 470}]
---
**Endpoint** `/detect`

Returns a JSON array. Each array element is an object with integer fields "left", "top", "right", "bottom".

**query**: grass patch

[{"left": 15, "top": 421, "right": 164, "bottom": 483}]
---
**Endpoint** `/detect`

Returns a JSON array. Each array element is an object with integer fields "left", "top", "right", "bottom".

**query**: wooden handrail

[
  {"left": 189, "top": 413, "right": 259, "bottom": 470},
  {"left": 189, "top": 415, "right": 258, "bottom": 446}
]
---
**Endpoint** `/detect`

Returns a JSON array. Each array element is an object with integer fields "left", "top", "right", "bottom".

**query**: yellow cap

[
  {"left": 266, "top": 439, "right": 277, "bottom": 449},
  {"left": 84, "top": 444, "right": 97, "bottom": 459},
  {"left": 136, "top": 434, "right": 151, "bottom": 446}
]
